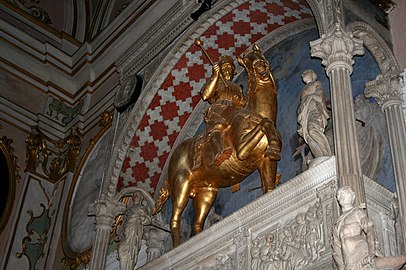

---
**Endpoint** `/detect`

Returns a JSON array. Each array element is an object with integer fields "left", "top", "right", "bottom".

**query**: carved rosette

[{"left": 310, "top": 23, "right": 364, "bottom": 74}]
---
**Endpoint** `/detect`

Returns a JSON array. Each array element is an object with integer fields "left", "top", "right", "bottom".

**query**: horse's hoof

[{"left": 265, "top": 148, "right": 281, "bottom": 161}]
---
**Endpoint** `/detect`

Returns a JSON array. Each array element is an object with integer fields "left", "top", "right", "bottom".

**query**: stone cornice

[{"left": 116, "top": 1, "right": 199, "bottom": 81}]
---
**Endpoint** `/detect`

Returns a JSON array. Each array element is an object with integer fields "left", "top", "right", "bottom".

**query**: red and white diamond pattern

[{"left": 118, "top": 0, "right": 313, "bottom": 195}]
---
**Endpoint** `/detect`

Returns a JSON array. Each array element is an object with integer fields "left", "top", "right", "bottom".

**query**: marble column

[
  {"left": 365, "top": 72, "right": 406, "bottom": 251},
  {"left": 145, "top": 223, "right": 167, "bottom": 262},
  {"left": 88, "top": 199, "right": 126, "bottom": 270},
  {"left": 310, "top": 23, "right": 366, "bottom": 207}
]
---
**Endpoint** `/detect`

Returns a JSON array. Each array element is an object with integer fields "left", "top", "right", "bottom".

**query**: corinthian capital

[
  {"left": 365, "top": 73, "right": 402, "bottom": 110},
  {"left": 88, "top": 198, "right": 126, "bottom": 227},
  {"left": 310, "top": 23, "right": 364, "bottom": 75}
]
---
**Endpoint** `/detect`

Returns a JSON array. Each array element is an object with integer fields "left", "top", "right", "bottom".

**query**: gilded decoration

[
  {"left": 25, "top": 126, "right": 83, "bottom": 183},
  {"left": 153, "top": 41, "right": 281, "bottom": 247}
]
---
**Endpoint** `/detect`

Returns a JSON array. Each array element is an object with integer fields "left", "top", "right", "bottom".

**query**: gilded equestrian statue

[{"left": 154, "top": 43, "right": 281, "bottom": 247}]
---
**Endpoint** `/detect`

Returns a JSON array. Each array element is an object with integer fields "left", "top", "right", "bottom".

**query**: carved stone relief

[{"left": 250, "top": 196, "right": 326, "bottom": 270}]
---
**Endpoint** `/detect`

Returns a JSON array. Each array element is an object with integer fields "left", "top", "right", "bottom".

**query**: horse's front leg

[
  {"left": 258, "top": 157, "right": 279, "bottom": 193},
  {"left": 192, "top": 187, "right": 218, "bottom": 234},
  {"left": 170, "top": 172, "right": 191, "bottom": 247}
]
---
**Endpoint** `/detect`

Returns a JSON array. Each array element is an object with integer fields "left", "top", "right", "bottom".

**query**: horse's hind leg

[
  {"left": 192, "top": 187, "right": 218, "bottom": 234},
  {"left": 170, "top": 173, "right": 191, "bottom": 247},
  {"left": 259, "top": 157, "right": 278, "bottom": 193}
]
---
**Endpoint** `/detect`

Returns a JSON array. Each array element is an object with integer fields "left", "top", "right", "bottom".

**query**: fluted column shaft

[
  {"left": 145, "top": 226, "right": 167, "bottom": 263},
  {"left": 329, "top": 67, "right": 365, "bottom": 203},
  {"left": 88, "top": 199, "right": 126, "bottom": 270},
  {"left": 91, "top": 223, "right": 113, "bottom": 270},
  {"left": 365, "top": 72, "right": 406, "bottom": 251},
  {"left": 310, "top": 23, "right": 366, "bottom": 207}
]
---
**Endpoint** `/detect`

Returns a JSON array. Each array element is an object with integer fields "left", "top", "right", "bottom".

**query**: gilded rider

[{"left": 201, "top": 55, "right": 246, "bottom": 166}]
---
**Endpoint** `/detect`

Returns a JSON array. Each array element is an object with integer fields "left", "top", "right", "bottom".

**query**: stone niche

[{"left": 140, "top": 156, "right": 398, "bottom": 270}]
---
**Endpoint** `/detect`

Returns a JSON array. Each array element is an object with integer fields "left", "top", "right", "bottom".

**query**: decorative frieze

[{"left": 8, "top": 0, "right": 51, "bottom": 24}]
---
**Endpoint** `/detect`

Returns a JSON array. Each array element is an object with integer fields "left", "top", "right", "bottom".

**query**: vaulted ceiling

[{"left": 0, "top": 0, "right": 159, "bottom": 44}]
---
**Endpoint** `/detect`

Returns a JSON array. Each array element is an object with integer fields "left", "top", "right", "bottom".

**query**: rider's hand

[{"left": 212, "top": 64, "right": 220, "bottom": 77}]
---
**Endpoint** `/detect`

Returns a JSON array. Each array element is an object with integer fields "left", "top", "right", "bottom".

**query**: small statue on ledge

[
  {"left": 118, "top": 191, "right": 151, "bottom": 270},
  {"left": 297, "top": 69, "right": 331, "bottom": 167}
]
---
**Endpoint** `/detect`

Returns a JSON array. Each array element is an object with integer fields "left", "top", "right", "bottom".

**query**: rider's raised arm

[{"left": 201, "top": 64, "right": 220, "bottom": 101}]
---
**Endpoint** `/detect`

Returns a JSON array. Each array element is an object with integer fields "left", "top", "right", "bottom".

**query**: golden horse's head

[{"left": 238, "top": 44, "right": 274, "bottom": 95}]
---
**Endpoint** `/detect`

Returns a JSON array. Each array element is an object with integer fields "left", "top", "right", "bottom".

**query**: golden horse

[{"left": 154, "top": 45, "right": 281, "bottom": 247}]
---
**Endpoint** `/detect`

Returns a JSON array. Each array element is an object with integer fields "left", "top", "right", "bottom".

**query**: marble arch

[{"left": 350, "top": 21, "right": 400, "bottom": 78}]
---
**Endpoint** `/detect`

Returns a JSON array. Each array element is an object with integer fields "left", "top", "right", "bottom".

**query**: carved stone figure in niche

[
  {"left": 251, "top": 238, "right": 261, "bottom": 270},
  {"left": 353, "top": 95, "right": 386, "bottom": 180},
  {"left": 201, "top": 55, "right": 247, "bottom": 167},
  {"left": 332, "top": 186, "right": 406, "bottom": 270},
  {"left": 390, "top": 195, "right": 404, "bottom": 255},
  {"left": 332, "top": 186, "right": 377, "bottom": 269},
  {"left": 154, "top": 42, "right": 282, "bottom": 247},
  {"left": 297, "top": 69, "right": 331, "bottom": 163},
  {"left": 118, "top": 191, "right": 151, "bottom": 270}
]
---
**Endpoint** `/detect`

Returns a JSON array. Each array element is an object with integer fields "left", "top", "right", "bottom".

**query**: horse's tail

[{"left": 153, "top": 179, "right": 170, "bottom": 215}]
